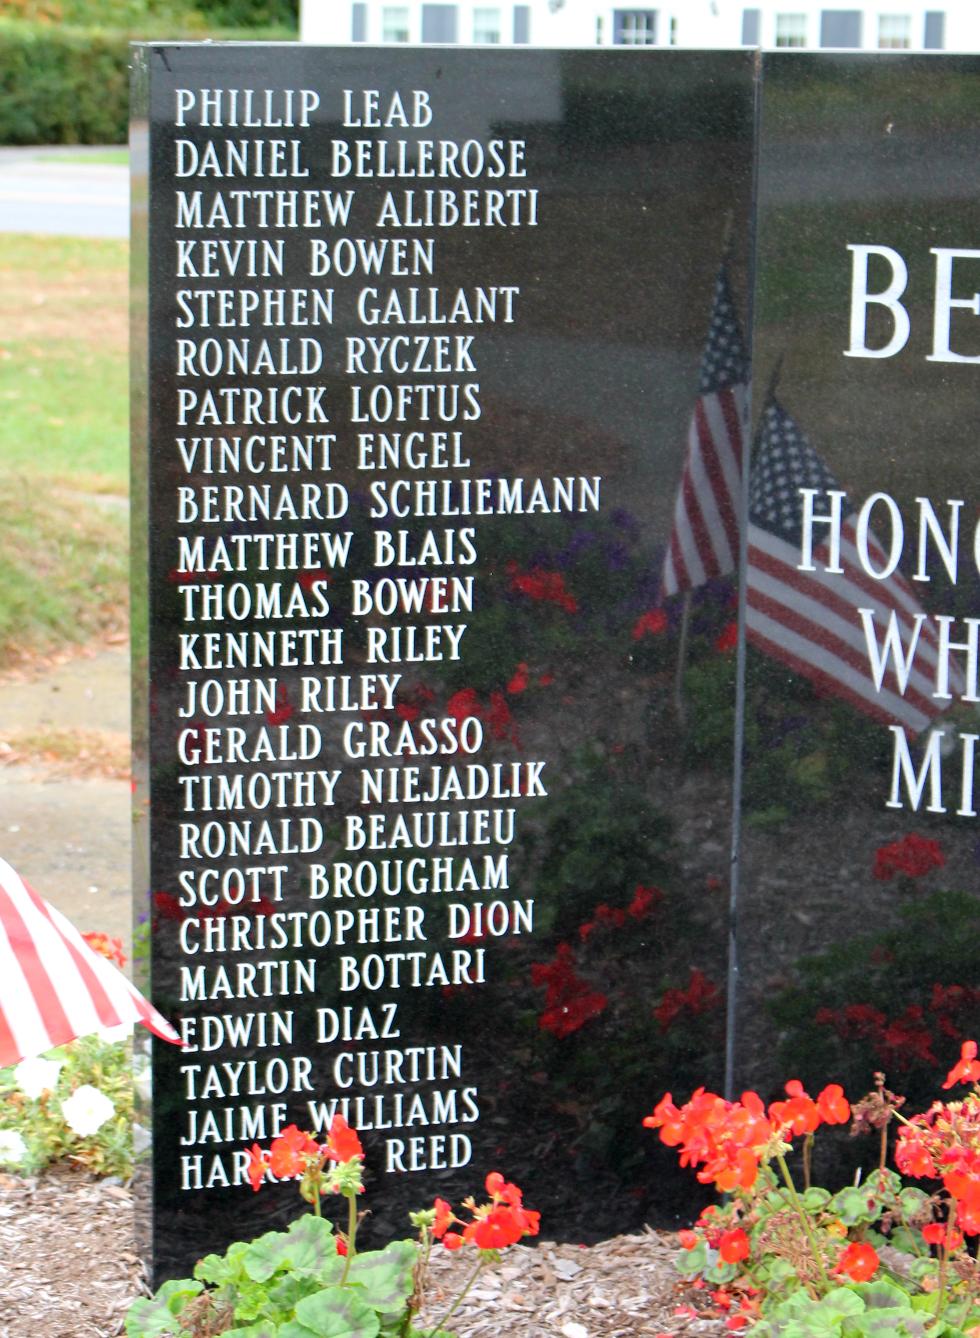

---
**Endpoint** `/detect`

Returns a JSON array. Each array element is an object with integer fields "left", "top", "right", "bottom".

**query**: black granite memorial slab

[
  {"left": 738, "top": 54, "right": 980, "bottom": 1151},
  {"left": 131, "top": 44, "right": 755, "bottom": 1280}
]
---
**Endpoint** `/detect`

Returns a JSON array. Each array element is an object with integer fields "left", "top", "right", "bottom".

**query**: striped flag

[
  {"left": 0, "top": 856, "right": 181, "bottom": 1066},
  {"left": 660, "top": 262, "right": 748, "bottom": 598},
  {"left": 745, "top": 398, "right": 960, "bottom": 735}
]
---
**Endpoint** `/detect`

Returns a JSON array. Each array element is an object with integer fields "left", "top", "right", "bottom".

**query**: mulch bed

[{"left": 0, "top": 1168, "right": 728, "bottom": 1338}]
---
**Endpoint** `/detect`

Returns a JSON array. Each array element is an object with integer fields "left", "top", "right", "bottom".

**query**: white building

[{"left": 300, "top": 1, "right": 980, "bottom": 52}]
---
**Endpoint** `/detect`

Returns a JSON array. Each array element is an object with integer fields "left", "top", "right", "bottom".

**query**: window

[
  {"left": 473, "top": 6, "right": 501, "bottom": 42},
  {"left": 775, "top": 13, "right": 806, "bottom": 46},
  {"left": 382, "top": 5, "right": 410, "bottom": 40},
  {"left": 878, "top": 14, "right": 912, "bottom": 48},
  {"left": 614, "top": 10, "right": 658, "bottom": 44},
  {"left": 819, "top": 10, "right": 862, "bottom": 47}
]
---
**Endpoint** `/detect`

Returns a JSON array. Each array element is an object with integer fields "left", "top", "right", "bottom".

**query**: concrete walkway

[
  {"left": 0, "top": 146, "right": 128, "bottom": 238},
  {"left": 0, "top": 646, "right": 133, "bottom": 953}
]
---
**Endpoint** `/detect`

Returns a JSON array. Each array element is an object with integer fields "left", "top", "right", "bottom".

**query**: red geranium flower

[
  {"left": 816, "top": 1084, "right": 850, "bottom": 1125},
  {"left": 943, "top": 1039, "right": 980, "bottom": 1089},
  {"left": 718, "top": 1228, "right": 750, "bottom": 1263},
  {"left": 325, "top": 1114, "right": 363, "bottom": 1163},
  {"left": 246, "top": 1144, "right": 270, "bottom": 1192},
  {"left": 836, "top": 1242, "right": 879, "bottom": 1282},
  {"left": 269, "top": 1125, "right": 318, "bottom": 1179},
  {"left": 632, "top": 608, "right": 668, "bottom": 640},
  {"left": 432, "top": 1197, "right": 455, "bottom": 1240}
]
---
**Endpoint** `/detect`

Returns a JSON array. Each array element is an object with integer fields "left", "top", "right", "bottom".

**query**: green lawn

[
  {"left": 42, "top": 150, "right": 129, "bottom": 166},
  {"left": 0, "top": 234, "right": 129, "bottom": 663}
]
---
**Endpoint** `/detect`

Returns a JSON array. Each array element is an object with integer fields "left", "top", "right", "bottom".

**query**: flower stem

[
  {"left": 935, "top": 1203, "right": 956, "bottom": 1320},
  {"left": 803, "top": 1135, "right": 813, "bottom": 1192},
  {"left": 340, "top": 1191, "right": 358, "bottom": 1284},
  {"left": 775, "top": 1152, "right": 831, "bottom": 1292},
  {"left": 425, "top": 1255, "right": 486, "bottom": 1338}
]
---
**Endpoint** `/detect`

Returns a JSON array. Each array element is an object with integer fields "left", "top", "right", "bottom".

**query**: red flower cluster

[
  {"left": 297, "top": 568, "right": 330, "bottom": 592},
  {"left": 873, "top": 832, "right": 945, "bottom": 881},
  {"left": 82, "top": 931, "right": 126, "bottom": 969},
  {"left": 266, "top": 684, "right": 293, "bottom": 725},
  {"left": 644, "top": 1080, "right": 851, "bottom": 1193},
  {"left": 531, "top": 943, "right": 607, "bottom": 1038},
  {"left": 430, "top": 1172, "right": 540, "bottom": 1252},
  {"left": 815, "top": 1001, "right": 939, "bottom": 1071},
  {"left": 654, "top": 968, "right": 721, "bottom": 1032},
  {"left": 507, "top": 662, "right": 529, "bottom": 694},
  {"left": 714, "top": 621, "right": 738, "bottom": 654},
  {"left": 446, "top": 686, "right": 520, "bottom": 746},
  {"left": 896, "top": 1042, "right": 980, "bottom": 1234},
  {"left": 631, "top": 608, "right": 668, "bottom": 640},
  {"left": 246, "top": 1116, "right": 363, "bottom": 1194},
  {"left": 506, "top": 561, "right": 578, "bottom": 613},
  {"left": 578, "top": 884, "right": 663, "bottom": 942}
]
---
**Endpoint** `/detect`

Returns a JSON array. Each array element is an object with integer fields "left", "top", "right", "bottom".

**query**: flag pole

[
  {"left": 723, "top": 350, "right": 785, "bottom": 1103},
  {"left": 672, "top": 213, "right": 736, "bottom": 732},
  {"left": 673, "top": 592, "right": 691, "bottom": 728}
]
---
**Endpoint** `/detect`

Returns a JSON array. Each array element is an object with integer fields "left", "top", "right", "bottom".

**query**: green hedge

[{"left": 0, "top": 20, "right": 296, "bottom": 145}]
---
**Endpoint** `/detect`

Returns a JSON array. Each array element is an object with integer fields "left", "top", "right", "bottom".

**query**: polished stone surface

[
  {"left": 739, "top": 54, "right": 980, "bottom": 1138},
  {"left": 133, "top": 45, "right": 754, "bottom": 1280}
]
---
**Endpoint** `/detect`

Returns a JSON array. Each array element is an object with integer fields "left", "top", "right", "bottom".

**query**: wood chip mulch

[{"left": 0, "top": 1169, "right": 727, "bottom": 1338}]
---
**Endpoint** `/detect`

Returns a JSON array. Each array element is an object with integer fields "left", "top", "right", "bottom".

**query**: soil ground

[{"left": 0, "top": 1167, "right": 725, "bottom": 1338}]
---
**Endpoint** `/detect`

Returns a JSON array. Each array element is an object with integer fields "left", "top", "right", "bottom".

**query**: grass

[
  {"left": 41, "top": 150, "right": 128, "bottom": 166},
  {"left": 0, "top": 234, "right": 128, "bottom": 489},
  {"left": 0, "top": 725, "right": 130, "bottom": 779},
  {"left": 0, "top": 234, "right": 129, "bottom": 663}
]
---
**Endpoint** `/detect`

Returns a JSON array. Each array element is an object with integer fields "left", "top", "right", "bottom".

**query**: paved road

[{"left": 0, "top": 146, "right": 128, "bottom": 238}]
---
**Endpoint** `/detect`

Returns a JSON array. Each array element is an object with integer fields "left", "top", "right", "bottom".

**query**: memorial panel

[
  {"left": 131, "top": 44, "right": 755, "bottom": 1280},
  {"left": 738, "top": 54, "right": 980, "bottom": 1158}
]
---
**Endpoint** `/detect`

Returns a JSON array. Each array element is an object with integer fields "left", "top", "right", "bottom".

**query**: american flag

[
  {"left": 660, "top": 262, "right": 748, "bottom": 598},
  {"left": 745, "top": 398, "right": 960, "bottom": 735},
  {"left": 0, "top": 856, "right": 181, "bottom": 1066}
]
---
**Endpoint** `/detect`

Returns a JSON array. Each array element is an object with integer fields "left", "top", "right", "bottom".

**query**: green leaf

[
  {"left": 293, "top": 1286, "right": 382, "bottom": 1338},
  {"left": 674, "top": 1238, "right": 708, "bottom": 1276},
  {"left": 856, "top": 1280, "right": 914, "bottom": 1311},
  {"left": 819, "top": 1288, "right": 867, "bottom": 1319},
  {"left": 196, "top": 1241, "right": 250, "bottom": 1286},
  {"left": 898, "top": 1188, "right": 931, "bottom": 1217},
  {"left": 244, "top": 1216, "right": 338, "bottom": 1284},
  {"left": 830, "top": 1187, "right": 882, "bottom": 1226},
  {"left": 802, "top": 1187, "right": 832, "bottom": 1210},
  {"left": 124, "top": 1279, "right": 203, "bottom": 1336},
  {"left": 268, "top": 1271, "right": 326, "bottom": 1313},
  {"left": 224, "top": 1326, "right": 280, "bottom": 1338},
  {"left": 345, "top": 1240, "right": 416, "bottom": 1314}
]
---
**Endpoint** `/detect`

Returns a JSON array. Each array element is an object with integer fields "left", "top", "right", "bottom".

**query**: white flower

[
  {"left": 61, "top": 1084, "right": 115, "bottom": 1137},
  {"left": 13, "top": 1056, "right": 64, "bottom": 1100},
  {"left": 95, "top": 1022, "right": 133, "bottom": 1045},
  {"left": 0, "top": 1130, "right": 28, "bottom": 1166}
]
